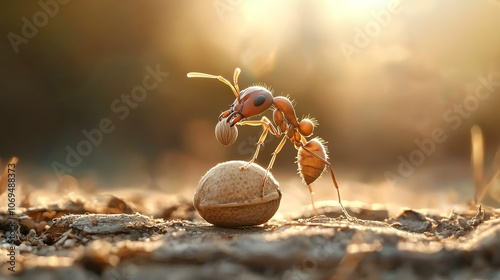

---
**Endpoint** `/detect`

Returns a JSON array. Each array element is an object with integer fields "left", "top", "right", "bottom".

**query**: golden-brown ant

[{"left": 187, "top": 68, "right": 351, "bottom": 218}]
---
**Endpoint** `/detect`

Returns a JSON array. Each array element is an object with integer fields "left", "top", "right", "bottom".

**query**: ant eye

[{"left": 253, "top": 95, "right": 267, "bottom": 107}]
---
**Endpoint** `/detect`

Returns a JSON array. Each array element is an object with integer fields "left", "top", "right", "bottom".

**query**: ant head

[{"left": 229, "top": 86, "right": 273, "bottom": 122}]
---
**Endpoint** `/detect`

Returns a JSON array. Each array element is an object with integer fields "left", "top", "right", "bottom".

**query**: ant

[{"left": 187, "top": 68, "right": 351, "bottom": 219}]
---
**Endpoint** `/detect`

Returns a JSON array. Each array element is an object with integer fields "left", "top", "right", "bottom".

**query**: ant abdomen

[{"left": 297, "top": 138, "right": 327, "bottom": 185}]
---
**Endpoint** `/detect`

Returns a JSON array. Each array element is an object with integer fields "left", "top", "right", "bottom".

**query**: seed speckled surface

[{"left": 194, "top": 160, "right": 282, "bottom": 227}]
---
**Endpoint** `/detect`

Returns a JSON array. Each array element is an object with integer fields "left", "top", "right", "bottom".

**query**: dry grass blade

[
  {"left": 472, "top": 123, "right": 500, "bottom": 204},
  {"left": 483, "top": 147, "right": 500, "bottom": 203},
  {"left": 471, "top": 125, "right": 484, "bottom": 204},
  {"left": 0, "top": 157, "right": 19, "bottom": 196}
]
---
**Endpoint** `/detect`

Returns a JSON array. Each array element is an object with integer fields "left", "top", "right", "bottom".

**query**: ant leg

[
  {"left": 301, "top": 145, "right": 353, "bottom": 220},
  {"left": 238, "top": 118, "right": 285, "bottom": 197},
  {"left": 307, "top": 184, "right": 319, "bottom": 216},
  {"left": 237, "top": 117, "right": 279, "bottom": 170},
  {"left": 259, "top": 136, "right": 287, "bottom": 197}
]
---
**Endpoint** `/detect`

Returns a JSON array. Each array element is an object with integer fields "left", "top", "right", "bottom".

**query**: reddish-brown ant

[{"left": 187, "top": 68, "right": 351, "bottom": 218}]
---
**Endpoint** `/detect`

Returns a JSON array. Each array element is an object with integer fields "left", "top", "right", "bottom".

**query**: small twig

[
  {"left": 54, "top": 229, "right": 72, "bottom": 247},
  {"left": 284, "top": 217, "right": 389, "bottom": 229}
]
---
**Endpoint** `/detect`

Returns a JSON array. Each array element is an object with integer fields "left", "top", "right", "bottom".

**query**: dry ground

[{"left": 1, "top": 193, "right": 500, "bottom": 280}]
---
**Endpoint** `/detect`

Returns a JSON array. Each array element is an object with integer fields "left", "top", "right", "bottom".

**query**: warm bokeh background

[{"left": 1, "top": 0, "right": 500, "bottom": 211}]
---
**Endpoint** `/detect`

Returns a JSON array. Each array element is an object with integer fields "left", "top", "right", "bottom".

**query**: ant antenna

[
  {"left": 233, "top": 68, "right": 241, "bottom": 95},
  {"left": 187, "top": 68, "right": 241, "bottom": 103}
]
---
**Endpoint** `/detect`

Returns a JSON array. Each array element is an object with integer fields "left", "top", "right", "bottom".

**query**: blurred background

[{"left": 1, "top": 0, "right": 500, "bottom": 212}]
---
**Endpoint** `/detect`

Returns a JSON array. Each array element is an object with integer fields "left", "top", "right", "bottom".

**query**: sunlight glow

[{"left": 326, "top": 0, "right": 394, "bottom": 19}]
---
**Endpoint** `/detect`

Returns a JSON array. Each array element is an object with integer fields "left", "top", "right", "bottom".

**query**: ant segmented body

[{"left": 187, "top": 68, "right": 351, "bottom": 218}]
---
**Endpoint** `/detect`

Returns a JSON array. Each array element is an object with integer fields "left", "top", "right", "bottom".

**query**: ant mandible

[{"left": 187, "top": 68, "right": 351, "bottom": 219}]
